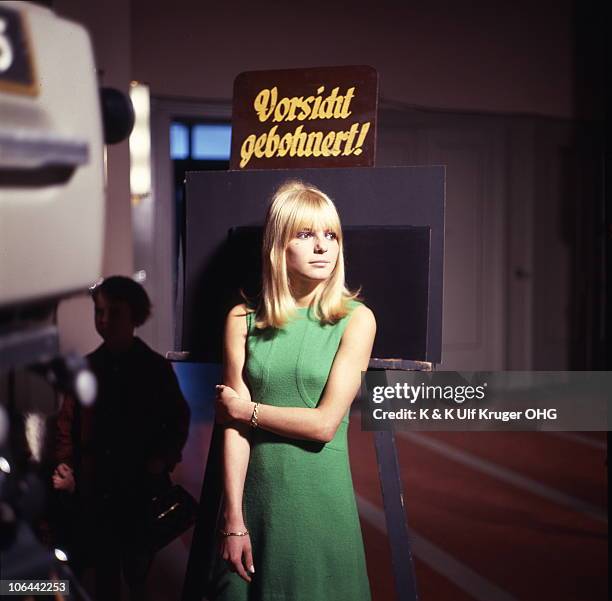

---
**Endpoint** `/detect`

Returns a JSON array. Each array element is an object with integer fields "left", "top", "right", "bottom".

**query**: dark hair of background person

[{"left": 91, "top": 276, "right": 152, "bottom": 327}]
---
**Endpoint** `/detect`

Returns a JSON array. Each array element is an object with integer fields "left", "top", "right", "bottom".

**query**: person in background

[{"left": 52, "top": 275, "right": 191, "bottom": 601}]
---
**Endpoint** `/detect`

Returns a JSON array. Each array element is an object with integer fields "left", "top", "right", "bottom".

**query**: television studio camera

[{"left": 1, "top": 2, "right": 133, "bottom": 595}]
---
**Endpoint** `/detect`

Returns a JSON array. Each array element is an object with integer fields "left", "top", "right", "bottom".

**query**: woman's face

[{"left": 285, "top": 226, "right": 340, "bottom": 283}]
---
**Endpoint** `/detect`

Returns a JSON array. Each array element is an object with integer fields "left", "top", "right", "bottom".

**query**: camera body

[{"left": 0, "top": 1, "right": 104, "bottom": 311}]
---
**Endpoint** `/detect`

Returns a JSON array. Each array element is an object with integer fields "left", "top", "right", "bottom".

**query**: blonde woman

[{"left": 210, "top": 180, "right": 376, "bottom": 601}]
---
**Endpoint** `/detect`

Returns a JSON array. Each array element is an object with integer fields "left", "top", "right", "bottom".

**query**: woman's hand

[
  {"left": 220, "top": 527, "right": 255, "bottom": 583},
  {"left": 52, "top": 463, "right": 75, "bottom": 493},
  {"left": 215, "top": 385, "right": 252, "bottom": 424}
]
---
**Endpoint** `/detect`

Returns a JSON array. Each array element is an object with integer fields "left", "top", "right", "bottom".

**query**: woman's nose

[{"left": 313, "top": 235, "right": 327, "bottom": 253}]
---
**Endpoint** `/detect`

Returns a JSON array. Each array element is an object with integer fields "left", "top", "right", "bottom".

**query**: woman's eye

[
  {"left": 325, "top": 231, "right": 337, "bottom": 240},
  {"left": 296, "top": 231, "right": 313, "bottom": 239}
]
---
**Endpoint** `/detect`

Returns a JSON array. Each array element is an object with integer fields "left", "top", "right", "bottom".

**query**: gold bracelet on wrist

[
  {"left": 250, "top": 402, "right": 260, "bottom": 428},
  {"left": 220, "top": 529, "right": 249, "bottom": 537}
]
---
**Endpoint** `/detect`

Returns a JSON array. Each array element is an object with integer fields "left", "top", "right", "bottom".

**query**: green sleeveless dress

[{"left": 210, "top": 301, "right": 371, "bottom": 601}]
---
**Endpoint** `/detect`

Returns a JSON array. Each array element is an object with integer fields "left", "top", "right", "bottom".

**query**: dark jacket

[{"left": 55, "top": 337, "right": 190, "bottom": 538}]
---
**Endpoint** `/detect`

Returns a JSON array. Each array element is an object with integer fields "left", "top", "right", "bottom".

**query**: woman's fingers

[
  {"left": 215, "top": 384, "right": 239, "bottom": 400},
  {"left": 221, "top": 537, "right": 253, "bottom": 583},
  {"left": 244, "top": 545, "right": 255, "bottom": 575},
  {"left": 233, "top": 554, "right": 252, "bottom": 583}
]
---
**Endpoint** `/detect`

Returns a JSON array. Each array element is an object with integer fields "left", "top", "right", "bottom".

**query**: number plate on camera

[{"left": 0, "top": 5, "right": 38, "bottom": 96}]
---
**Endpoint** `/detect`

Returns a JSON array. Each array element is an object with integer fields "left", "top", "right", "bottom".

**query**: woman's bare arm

[
  {"left": 219, "top": 304, "right": 254, "bottom": 582},
  {"left": 217, "top": 304, "right": 376, "bottom": 443}
]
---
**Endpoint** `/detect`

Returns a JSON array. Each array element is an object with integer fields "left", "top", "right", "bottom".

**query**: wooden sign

[{"left": 230, "top": 65, "right": 378, "bottom": 170}]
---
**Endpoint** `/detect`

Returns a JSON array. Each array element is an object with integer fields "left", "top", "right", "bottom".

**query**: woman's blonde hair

[{"left": 255, "top": 180, "right": 358, "bottom": 329}]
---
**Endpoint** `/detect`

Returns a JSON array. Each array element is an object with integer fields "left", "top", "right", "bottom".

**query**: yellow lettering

[
  {"left": 307, "top": 131, "right": 324, "bottom": 156},
  {"left": 256, "top": 85, "right": 357, "bottom": 123},
  {"left": 253, "top": 87, "right": 277, "bottom": 122},
  {"left": 342, "top": 123, "right": 361, "bottom": 155},
  {"left": 285, "top": 97, "right": 302, "bottom": 121},
  {"left": 263, "top": 125, "right": 280, "bottom": 157},
  {"left": 338, "top": 87, "right": 355, "bottom": 118},
  {"left": 278, "top": 133, "right": 292, "bottom": 157},
  {"left": 289, "top": 125, "right": 308, "bottom": 156},
  {"left": 352, "top": 122, "right": 371, "bottom": 156},
  {"left": 318, "top": 87, "right": 340, "bottom": 119},
  {"left": 310, "top": 86, "right": 326, "bottom": 120},
  {"left": 320, "top": 131, "right": 336, "bottom": 156},
  {"left": 239, "top": 118, "right": 371, "bottom": 168},
  {"left": 254, "top": 134, "right": 267, "bottom": 157},
  {"left": 240, "top": 134, "right": 256, "bottom": 168},
  {"left": 273, "top": 97, "right": 291, "bottom": 122},
  {"left": 331, "top": 130, "right": 347, "bottom": 156},
  {"left": 297, "top": 96, "right": 314, "bottom": 120}
]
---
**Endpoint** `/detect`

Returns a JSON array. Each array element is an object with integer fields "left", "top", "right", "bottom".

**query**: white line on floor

[
  {"left": 398, "top": 432, "right": 608, "bottom": 524},
  {"left": 356, "top": 494, "right": 519, "bottom": 601}
]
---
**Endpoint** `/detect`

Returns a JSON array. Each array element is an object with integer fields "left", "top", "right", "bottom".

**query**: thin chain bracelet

[
  {"left": 220, "top": 529, "right": 250, "bottom": 537},
  {"left": 250, "top": 402, "right": 260, "bottom": 428}
]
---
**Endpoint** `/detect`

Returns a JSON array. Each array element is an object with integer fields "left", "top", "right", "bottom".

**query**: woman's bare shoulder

[
  {"left": 225, "top": 303, "right": 252, "bottom": 338},
  {"left": 349, "top": 303, "right": 376, "bottom": 325},
  {"left": 227, "top": 302, "right": 251, "bottom": 318},
  {"left": 343, "top": 303, "right": 376, "bottom": 339}
]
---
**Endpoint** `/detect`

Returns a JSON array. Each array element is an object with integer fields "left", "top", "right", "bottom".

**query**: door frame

[{"left": 135, "top": 97, "right": 232, "bottom": 354}]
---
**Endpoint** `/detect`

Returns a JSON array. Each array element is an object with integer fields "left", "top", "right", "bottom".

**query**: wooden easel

[{"left": 368, "top": 359, "right": 434, "bottom": 601}]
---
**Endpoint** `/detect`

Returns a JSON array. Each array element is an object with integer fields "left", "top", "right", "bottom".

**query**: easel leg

[{"left": 374, "top": 430, "right": 419, "bottom": 601}]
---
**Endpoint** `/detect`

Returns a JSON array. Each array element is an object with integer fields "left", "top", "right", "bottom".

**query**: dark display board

[
  {"left": 227, "top": 225, "right": 430, "bottom": 360},
  {"left": 181, "top": 166, "right": 444, "bottom": 362}
]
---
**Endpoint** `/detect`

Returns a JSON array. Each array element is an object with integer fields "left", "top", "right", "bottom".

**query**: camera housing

[{"left": 0, "top": 1, "right": 105, "bottom": 312}]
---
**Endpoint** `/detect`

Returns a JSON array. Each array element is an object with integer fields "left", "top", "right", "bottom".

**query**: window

[
  {"left": 191, "top": 124, "right": 232, "bottom": 160},
  {"left": 170, "top": 119, "right": 232, "bottom": 312},
  {"left": 170, "top": 123, "right": 189, "bottom": 160}
]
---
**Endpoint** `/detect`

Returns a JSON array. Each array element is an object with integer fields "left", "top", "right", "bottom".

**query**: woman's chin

[
  {"left": 305, "top": 272, "right": 332, "bottom": 283},
  {"left": 306, "top": 265, "right": 335, "bottom": 279},
  {"left": 289, "top": 269, "right": 334, "bottom": 289}
]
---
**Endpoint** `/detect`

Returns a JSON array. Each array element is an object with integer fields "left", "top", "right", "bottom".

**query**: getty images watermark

[{"left": 360, "top": 371, "right": 610, "bottom": 431}]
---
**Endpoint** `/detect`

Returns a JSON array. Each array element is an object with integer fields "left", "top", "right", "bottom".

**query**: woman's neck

[{"left": 290, "top": 278, "right": 324, "bottom": 308}]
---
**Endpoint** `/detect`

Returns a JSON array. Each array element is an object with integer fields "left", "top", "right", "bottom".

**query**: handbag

[{"left": 146, "top": 483, "right": 199, "bottom": 552}]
